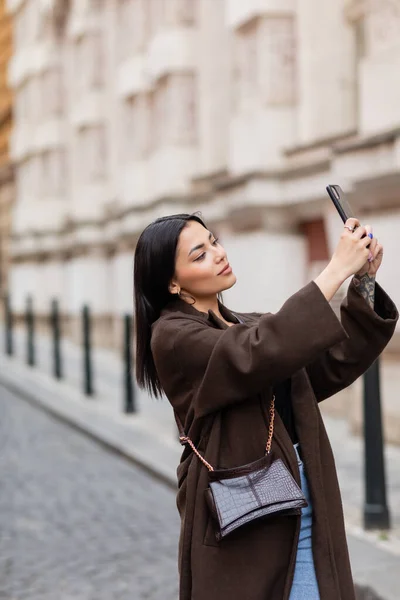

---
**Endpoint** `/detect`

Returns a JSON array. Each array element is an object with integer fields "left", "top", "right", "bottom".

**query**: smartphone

[
  {"left": 326, "top": 184, "right": 370, "bottom": 247},
  {"left": 326, "top": 185, "right": 356, "bottom": 224},
  {"left": 326, "top": 185, "right": 354, "bottom": 223}
]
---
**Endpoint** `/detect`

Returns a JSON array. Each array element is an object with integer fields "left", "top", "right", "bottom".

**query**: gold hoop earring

[{"left": 178, "top": 289, "right": 196, "bottom": 306}]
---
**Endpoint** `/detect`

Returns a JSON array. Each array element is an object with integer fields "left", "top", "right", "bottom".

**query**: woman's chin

[{"left": 220, "top": 273, "right": 237, "bottom": 291}]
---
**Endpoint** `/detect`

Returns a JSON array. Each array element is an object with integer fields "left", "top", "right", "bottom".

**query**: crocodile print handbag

[{"left": 179, "top": 396, "right": 308, "bottom": 541}]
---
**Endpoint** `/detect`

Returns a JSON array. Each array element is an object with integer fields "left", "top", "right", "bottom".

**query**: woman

[{"left": 134, "top": 213, "right": 398, "bottom": 600}]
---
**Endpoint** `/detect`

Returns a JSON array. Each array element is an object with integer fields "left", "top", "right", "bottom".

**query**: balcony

[
  {"left": 226, "top": 0, "right": 295, "bottom": 29},
  {"left": 69, "top": 92, "right": 107, "bottom": 128},
  {"left": 8, "top": 42, "right": 59, "bottom": 88},
  {"left": 116, "top": 55, "right": 150, "bottom": 99},
  {"left": 147, "top": 28, "right": 196, "bottom": 83}
]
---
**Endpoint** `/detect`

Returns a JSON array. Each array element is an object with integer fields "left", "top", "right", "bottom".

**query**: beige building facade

[
  {"left": 0, "top": 0, "right": 14, "bottom": 297},
  {"left": 6, "top": 0, "right": 400, "bottom": 439}
]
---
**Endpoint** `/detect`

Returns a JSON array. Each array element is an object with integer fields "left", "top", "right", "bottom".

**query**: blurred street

[
  {"left": 0, "top": 384, "right": 179, "bottom": 600},
  {"left": 1, "top": 356, "right": 400, "bottom": 599}
]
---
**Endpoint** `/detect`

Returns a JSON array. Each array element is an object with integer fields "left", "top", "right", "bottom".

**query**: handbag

[{"left": 179, "top": 396, "right": 308, "bottom": 541}]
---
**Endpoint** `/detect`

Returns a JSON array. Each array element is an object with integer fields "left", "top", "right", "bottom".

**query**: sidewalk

[{"left": 1, "top": 327, "right": 399, "bottom": 599}]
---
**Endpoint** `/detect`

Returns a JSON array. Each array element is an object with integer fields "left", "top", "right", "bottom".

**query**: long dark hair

[{"left": 134, "top": 213, "right": 207, "bottom": 397}]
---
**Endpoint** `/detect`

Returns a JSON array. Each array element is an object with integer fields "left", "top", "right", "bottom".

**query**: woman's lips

[{"left": 219, "top": 264, "right": 232, "bottom": 275}]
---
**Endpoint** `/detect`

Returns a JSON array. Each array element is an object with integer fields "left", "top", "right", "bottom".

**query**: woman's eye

[{"left": 194, "top": 239, "right": 219, "bottom": 261}]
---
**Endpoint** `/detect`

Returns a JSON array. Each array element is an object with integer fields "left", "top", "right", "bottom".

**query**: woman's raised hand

[
  {"left": 314, "top": 218, "right": 375, "bottom": 302},
  {"left": 329, "top": 218, "right": 373, "bottom": 281}
]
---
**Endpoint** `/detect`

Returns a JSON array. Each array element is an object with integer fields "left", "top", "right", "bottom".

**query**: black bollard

[
  {"left": 363, "top": 357, "right": 390, "bottom": 530},
  {"left": 4, "top": 294, "right": 13, "bottom": 356},
  {"left": 26, "top": 296, "right": 35, "bottom": 367},
  {"left": 123, "top": 314, "right": 136, "bottom": 414},
  {"left": 82, "top": 305, "right": 94, "bottom": 396},
  {"left": 51, "top": 299, "right": 62, "bottom": 379}
]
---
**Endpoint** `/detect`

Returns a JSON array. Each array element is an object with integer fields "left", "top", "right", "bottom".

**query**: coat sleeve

[
  {"left": 153, "top": 281, "right": 348, "bottom": 419},
  {"left": 305, "top": 279, "right": 399, "bottom": 402}
]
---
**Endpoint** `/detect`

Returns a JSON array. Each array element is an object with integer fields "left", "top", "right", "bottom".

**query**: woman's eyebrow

[{"left": 188, "top": 232, "right": 212, "bottom": 257}]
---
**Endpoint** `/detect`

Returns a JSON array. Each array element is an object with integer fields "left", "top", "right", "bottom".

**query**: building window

[
  {"left": 16, "top": 85, "right": 27, "bottom": 122},
  {"left": 117, "top": 0, "right": 133, "bottom": 60},
  {"left": 23, "top": 77, "right": 41, "bottom": 123},
  {"left": 41, "top": 152, "right": 50, "bottom": 196},
  {"left": 90, "top": 0, "right": 105, "bottom": 11},
  {"left": 41, "top": 150, "right": 66, "bottom": 197},
  {"left": 117, "top": 0, "right": 148, "bottom": 59},
  {"left": 259, "top": 17, "right": 296, "bottom": 106},
  {"left": 90, "top": 32, "right": 105, "bottom": 88},
  {"left": 234, "top": 19, "right": 259, "bottom": 105},
  {"left": 78, "top": 125, "right": 107, "bottom": 182},
  {"left": 17, "top": 160, "right": 28, "bottom": 201},
  {"left": 19, "top": 156, "right": 41, "bottom": 200},
  {"left": 149, "top": 73, "right": 197, "bottom": 149},
  {"left": 16, "top": 0, "right": 38, "bottom": 44},
  {"left": 42, "top": 69, "right": 64, "bottom": 116},
  {"left": 169, "top": 73, "right": 197, "bottom": 144},
  {"left": 74, "top": 37, "right": 86, "bottom": 93},
  {"left": 165, "top": 0, "right": 198, "bottom": 26},
  {"left": 234, "top": 16, "right": 296, "bottom": 108},
  {"left": 122, "top": 94, "right": 149, "bottom": 161},
  {"left": 301, "top": 218, "right": 342, "bottom": 310},
  {"left": 14, "top": 4, "right": 27, "bottom": 49},
  {"left": 74, "top": 32, "right": 105, "bottom": 93},
  {"left": 133, "top": 0, "right": 149, "bottom": 51},
  {"left": 346, "top": 1, "right": 400, "bottom": 57},
  {"left": 148, "top": 0, "right": 196, "bottom": 31},
  {"left": 149, "top": 77, "right": 168, "bottom": 150},
  {"left": 149, "top": 0, "right": 166, "bottom": 35},
  {"left": 27, "top": 0, "right": 40, "bottom": 41},
  {"left": 364, "top": 2, "right": 400, "bottom": 56},
  {"left": 14, "top": 0, "right": 42, "bottom": 47},
  {"left": 301, "top": 219, "right": 329, "bottom": 264}
]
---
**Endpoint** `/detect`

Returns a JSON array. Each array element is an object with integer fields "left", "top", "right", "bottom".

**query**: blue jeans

[{"left": 288, "top": 443, "right": 320, "bottom": 600}]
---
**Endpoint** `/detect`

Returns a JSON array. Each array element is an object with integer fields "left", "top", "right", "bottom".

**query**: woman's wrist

[
  {"left": 353, "top": 273, "right": 376, "bottom": 309},
  {"left": 354, "top": 272, "right": 376, "bottom": 282},
  {"left": 314, "top": 263, "right": 347, "bottom": 302}
]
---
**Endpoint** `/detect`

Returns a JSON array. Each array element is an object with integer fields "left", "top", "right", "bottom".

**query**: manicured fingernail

[
  {"left": 368, "top": 253, "right": 373, "bottom": 262},
  {"left": 368, "top": 233, "right": 373, "bottom": 239}
]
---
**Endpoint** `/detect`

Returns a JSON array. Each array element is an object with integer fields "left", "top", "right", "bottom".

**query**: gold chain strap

[
  {"left": 179, "top": 436, "right": 215, "bottom": 472},
  {"left": 179, "top": 395, "right": 276, "bottom": 472},
  {"left": 265, "top": 395, "right": 275, "bottom": 455}
]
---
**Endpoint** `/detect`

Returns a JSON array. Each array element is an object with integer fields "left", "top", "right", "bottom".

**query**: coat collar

[{"left": 160, "top": 296, "right": 240, "bottom": 329}]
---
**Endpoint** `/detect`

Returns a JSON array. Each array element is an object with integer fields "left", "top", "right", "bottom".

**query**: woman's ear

[{"left": 169, "top": 280, "right": 180, "bottom": 295}]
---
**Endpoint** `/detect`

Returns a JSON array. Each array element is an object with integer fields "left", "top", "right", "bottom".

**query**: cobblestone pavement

[{"left": 0, "top": 384, "right": 180, "bottom": 600}]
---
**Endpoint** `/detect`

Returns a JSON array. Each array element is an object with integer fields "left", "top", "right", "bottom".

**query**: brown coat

[{"left": 151, "top": 279, "right": 398, "bottom": 600}]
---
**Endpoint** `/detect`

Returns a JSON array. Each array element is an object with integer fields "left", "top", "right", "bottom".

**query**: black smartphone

[
  {"left": 326, "top": 184, "right": 370, "bottom": 246},
  {"left": 326, "top": 185, "right": 355, "bottom": 224}
]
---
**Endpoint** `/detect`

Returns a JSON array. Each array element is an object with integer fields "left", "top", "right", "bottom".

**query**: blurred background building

[
  {"left": 3, "top": 0, "right": 400, "bottom": 438},
  {"left": 0, "top": 0, "right": 13, "bottom": 297}
]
